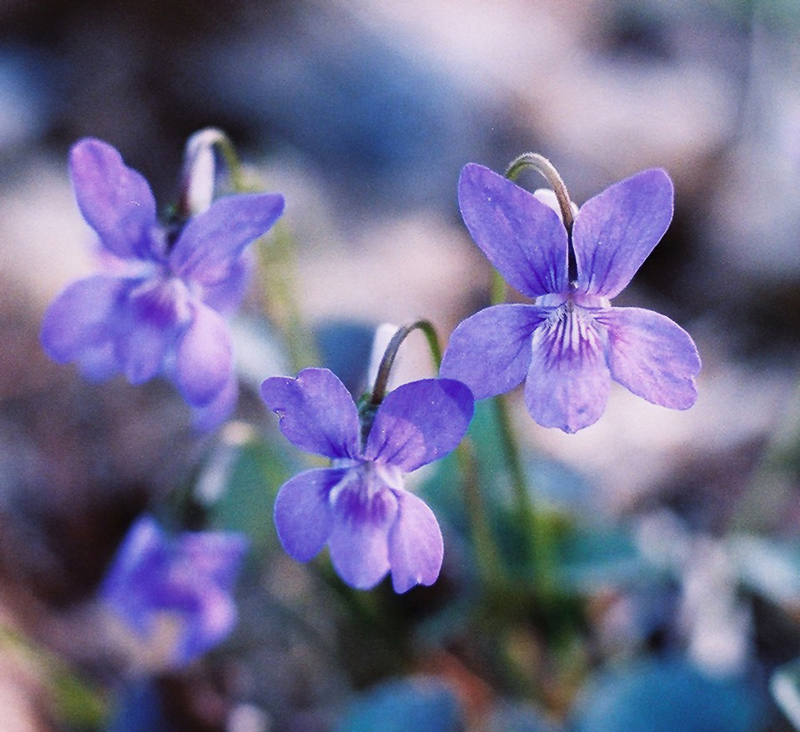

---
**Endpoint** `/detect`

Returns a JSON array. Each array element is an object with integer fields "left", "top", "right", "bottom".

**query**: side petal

[
  {"left": 364, "top": 378, "right": 474, "bottom": 472},
  {"left": 440, "top": 304, "right": 546, "bottom": 400},
  {"left": 388, "top": 491, "right": 443, "bottom": 593},
  {"left": 260, "top": 368, "right": 360, "bottom": 459},
  {"left": 274, "top": 468, "right": 341, "bottom": 562},
  {"left": 525, "top": 311, "right": 611, "bottom": 433},
  {"left": 601, "top": 307, "right": 701, "bottom": 409},
  {"left": 170, "top": 193, "right": 285, "bottom": 284},
  {"left": 174, "top": 302, "right": 233, "bottom": 407},
  {"left": 201, "top": 251, "right": 253, "bottom": 316},
  {"left": 40, "top": 275, "right": 124, "bottom": 366},
  {"left": 458, "top": 163, "right": 569, "bottom": 297},
  {"left": 69, "top": 138, "right": 158, "bottom": 260},
  {"left": 573, "top": 169, "right": 673, "bottom": 298},
  {"left": 328, "top": 474, "right": 398, "bottom": 590}
]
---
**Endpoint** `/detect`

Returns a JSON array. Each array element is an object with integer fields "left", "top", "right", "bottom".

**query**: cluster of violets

[{"left": 42, "top": 135, "right": 700, "bottom": 666}]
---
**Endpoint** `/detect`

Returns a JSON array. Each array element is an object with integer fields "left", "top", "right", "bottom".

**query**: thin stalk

[
  {"left": 457, "top": 437, "right": 506, "bottom": 586},
  {"left": 369, "top": 319, "right": 441, "bottom": 407},
  {"left": 257, "top": 221, "right": 319, "bottom": 372}
]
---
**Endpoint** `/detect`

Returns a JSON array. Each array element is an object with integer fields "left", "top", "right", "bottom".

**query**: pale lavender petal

[
  {"left": 458, "top": 163, "right": 569, "bottom": 297},
  {"left": 525, "top": 310, "right": 611, "bottom": 432},
  {"left": 328, "top": 473, "right": 398, "bottom": 590},
  {"left": 69, "top": 139, "right": 158, "bottom": 260},
  {"left": 176, "top": 531, "right": 248, "bottom": 662},
  {"left": 190, "top": 371, "right": 238, "bottom": 431},
  {"left": 201, "top": 251, "right": 253, "bottom": 315},
  {"left": 40, "top": 274, "right": 124, "bottom": 366},
  {"left": 601, "top": 307, "right": 701, "bottom": 409},
  {"left": 440, "top": 304, "right": 548, "bottom": 400},
  {"left": 260, "top": 368, "right": 360, "bottom": 459},
  {"left": 170, "top": 193, "right": 284, "bottom": 284},
  {"left": 174, "top": 302, "right": 233, "bottom": 407},
  {"left": 100, "top": 515, "right": 167, "bottom": 635},
  {"left": 115, "top": 280, "right": 185, "bottom": 385},
  {"left": 274, "top": 468, "right": 342, "bottom": 562},
  {"left": 364, "top": 378, "right": 473, "bottom": 472},
  {"left": 573, "top": 169, "right": 673, "bottom": 298},
  {"left": 388, "top": 491, "right": 443, "bottom": 593}
]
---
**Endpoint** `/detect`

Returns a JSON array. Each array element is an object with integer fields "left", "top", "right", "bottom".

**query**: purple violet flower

[
  {"left": 101, "top": 515, "right": 248, "bottom": 666},
  {"left": 260, "top": 368, "right": 474, "bottom": 592},
  {"left": 440, "top": 163, "right": 701, "bottom": 433},
  {"left": 40, "top": 138, "right": 285, "bottom": 428}
]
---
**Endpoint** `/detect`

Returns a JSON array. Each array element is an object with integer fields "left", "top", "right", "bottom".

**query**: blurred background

[{"left": 1, "top": 0, "right": 800, "bottom": 730}]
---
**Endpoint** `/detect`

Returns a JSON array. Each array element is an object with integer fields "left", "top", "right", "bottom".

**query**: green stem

[
  {"left": 456, "top": 438, "right": 506, "bottom": 586},
  {"left": 257, "top": 221, "right": 319, "bottom": 373}
]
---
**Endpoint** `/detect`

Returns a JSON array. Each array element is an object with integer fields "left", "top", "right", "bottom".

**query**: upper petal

[
  {"left": 525, "top": 308, "right": 611, "bottom": 432},
  {"left": 440, "top": 304, "right": 547, "bottom": 400},
  {"left": 273, "top": 468, "right": 342, "bottom": 562},
  {"left": 173, "top": 302, "right": 233, "bottom": 407},
  {"left": 40, "top": 274, "right": 125, "bottom": 368},
  {"left": 601, "top": 307, "right": 701, "bottom": 409},
  {"left": 363, "top": 378, "right": 474, "bottom": 472},
  {"left": 69, "top": 139, "right": 158, "bottom": 260},
  {"left": 388, "top": 491, "right": 443, "bottom": 593},
  {"left": 572, "top": 169, "right": 674, "bottom": 298},
  {"left": 458, "top": 163, "right": 569, "bottom": 297},
  {"left": 327, "top": 471, "right": 398, "bottom": 590},
  {"left": 260, "top": 368, "right": 360, "bottom": 459},
  {"left": 170, "top": 193, "right": 285, "bottom": 284}
]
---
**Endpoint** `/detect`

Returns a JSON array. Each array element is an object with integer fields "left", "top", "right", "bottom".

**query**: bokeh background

[{"left": 1, "top": 0, "right": 800, "bottom": 730}]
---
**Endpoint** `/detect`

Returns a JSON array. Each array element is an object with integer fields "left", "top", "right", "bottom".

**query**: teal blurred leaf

[
  {"left": 572, "top": 658, "right": 764, "bottom": 732},
  {"left": 336, "top": 677, "right": 460, "bottom": 732}
]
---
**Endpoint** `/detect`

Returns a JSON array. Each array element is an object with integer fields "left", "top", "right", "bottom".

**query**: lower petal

[
  {"left": 189, "top": 372, "right": 238, "bottom": 431},
  {"left": 274, "top": 469, "right": 341, "bottom": 562},
  {"left": 525, "top": 311, "right": 611, "bottom": 432},
  {"left": 328, "top": 475, "right": 398, "bottom": 590},
  {"left": 388, "top": 491, "right": 443, "bottom": 593},
  {"left": 440, "top": 304, "right": 547, "bottom": 400},
  {"left": 174, "top": 302, "right": 233, "bottom": 406},
  {"left": 601, "top": 307, "right": 701, "bottom": 409}
]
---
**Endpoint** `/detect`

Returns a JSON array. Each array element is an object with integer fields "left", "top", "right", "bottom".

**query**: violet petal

[
  {"left": 458, "top": 163, "right": 569, "bottom": 297},
  {"left": 260, "top": 368, "right": 360, "bottom": 459},
  {"left": 174, "top": 302, "right": 233, "bottom": 407},
  {"left": 601, "top": 307, "right": 701, "bottom": 409},
  {"left": 388, "top": 491, "right": 443, "bottom": 593},
  {"left": 190, "top": 371, "right": 239, "bottom": 431},
  {"left": 573, "top": 169, "right": 673, "bottom": 298},
  {"left": 274, "top": 468, "right": 342, "bottom": 562},
  {"left": 170, "top": 193, "right": 284, "bottom": 284},
  {"left": 327, "top": 472, "right": 398, "bottom": 590},
  {"left": 525, "top": 311, "right": 611, "bottom": 432},
  {"left": 69, "top": 138, "right": 158, "bottom": 260},
  {"left": 440, "top": 304, "right": 547, "bottom": 400},
  {"left": 40, "top": 274, "right": 124, "bottom": 367},
  {"left": 364, "top": 378, "right": 473, "bottom": 472}
]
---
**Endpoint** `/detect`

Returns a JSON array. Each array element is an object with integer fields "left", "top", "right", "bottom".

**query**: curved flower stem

[
  {"left": 368, "top": 319, "right": 505, "bottom": 585},
  {"left": 504, "top": 153, "right": 574, "bottom": 234},
  {"left": 369, "top": 319, "right": 441, "bottom": 407},
  {"left": 505, "top": 152, "right": 577, "bottom": 283}
]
